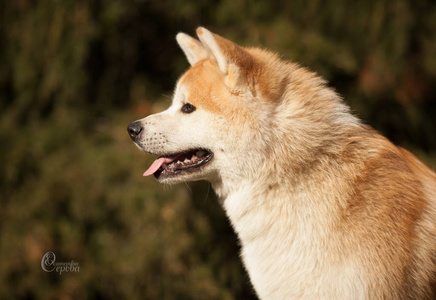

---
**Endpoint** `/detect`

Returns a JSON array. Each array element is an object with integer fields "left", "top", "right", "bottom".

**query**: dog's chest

[{"left": 223, "top": 188, "right": 366, "bottom": 299}]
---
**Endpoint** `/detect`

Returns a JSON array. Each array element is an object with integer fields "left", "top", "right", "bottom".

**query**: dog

[{"left": 128, "top": 27, "right": 436, "bottom": 299}]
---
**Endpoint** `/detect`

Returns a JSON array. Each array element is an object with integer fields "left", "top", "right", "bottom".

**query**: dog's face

[
  {"left": 128, "top": 28, "right": 285, "bottom": 184},
  {"left": 128, "top": 61, "right": 237, "bottom": 184}
]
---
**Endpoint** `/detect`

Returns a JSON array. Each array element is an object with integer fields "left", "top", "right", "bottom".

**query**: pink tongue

[{"left": 143, "top": 157, "right": 176, "bottom": 177}]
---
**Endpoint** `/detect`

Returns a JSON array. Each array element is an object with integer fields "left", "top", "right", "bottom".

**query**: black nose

[{"left": 127, "top": 121, "right": 143, "bottom": 140}]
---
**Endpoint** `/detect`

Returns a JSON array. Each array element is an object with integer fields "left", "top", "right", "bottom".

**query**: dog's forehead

[
  {"left": 175, "top": 59, "right": 224, "bottom": 113},
  {"left": 178, "top": 59, "right": 221, "bottom": 86}
]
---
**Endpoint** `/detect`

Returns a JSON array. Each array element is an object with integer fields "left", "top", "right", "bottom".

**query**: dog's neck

[{"left": 211, "top": 121, "right": 371, "bottom": 242}]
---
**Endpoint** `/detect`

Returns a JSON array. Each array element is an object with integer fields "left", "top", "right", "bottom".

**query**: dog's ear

[
  {"left": 196, "top": 27, "right": 254, "bottom": 88},
  {"left": 176, "top": 32, "right": 210, "bottom": 66}
]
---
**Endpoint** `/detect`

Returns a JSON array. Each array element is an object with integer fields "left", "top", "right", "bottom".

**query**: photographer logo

[{"left": 41, "top": 251, "right": 80, "bottom": 275}]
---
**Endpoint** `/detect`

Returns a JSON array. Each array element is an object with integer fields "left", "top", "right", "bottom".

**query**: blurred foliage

[{"left": 1, "top": 0, "right": 435, "bottom": 299}]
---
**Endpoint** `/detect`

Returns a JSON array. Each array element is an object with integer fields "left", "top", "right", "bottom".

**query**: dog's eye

[{"left": 181, "top": 103, "right": 196, "bottom": 114}]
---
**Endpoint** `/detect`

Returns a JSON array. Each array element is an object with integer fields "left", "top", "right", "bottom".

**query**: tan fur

[{"left": 131, "top": 27, "right": 436, "bottom": 299}]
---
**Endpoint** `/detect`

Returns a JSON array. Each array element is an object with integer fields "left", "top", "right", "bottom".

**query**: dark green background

[{"left": 1, "top": 0, "right": 435, "bottom": 298}]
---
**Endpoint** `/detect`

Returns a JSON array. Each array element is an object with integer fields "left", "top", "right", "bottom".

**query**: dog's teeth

[
  {"left": 191, "top": 155, "right": 198, "bottom": 160},
  {"left": 184, "top": 158, "right": 190, "bottom": 163},
  {"left": 177, "top": 160, "right": 181, "bottom": 164},
  {"left": 196, "top": 150, "right": 206, "bottom": 157}
]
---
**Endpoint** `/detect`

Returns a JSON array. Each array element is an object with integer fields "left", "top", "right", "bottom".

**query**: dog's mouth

[{"left": 143, "top": 149, "right": 213, "bottom": 179}]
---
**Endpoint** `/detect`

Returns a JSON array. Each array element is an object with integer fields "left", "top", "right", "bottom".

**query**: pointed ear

[
  {"left": 196, "top": 27, "right": 254, "bottom": 87},
  {"left": 196, "top": 27, "right": 229, "bottom": 74},
  {"left": 176, "top": 32, "right": 209, "bottom": 66}
]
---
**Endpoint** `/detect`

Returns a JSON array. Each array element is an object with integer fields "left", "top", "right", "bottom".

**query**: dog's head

[{"left": 128, "top": 28, "right": 288, "bottom": 184}]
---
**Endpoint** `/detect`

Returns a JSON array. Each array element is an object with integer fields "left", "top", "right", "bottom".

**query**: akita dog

[{"left": 128, "top": 27, "right": 436, "bottom": 299}]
